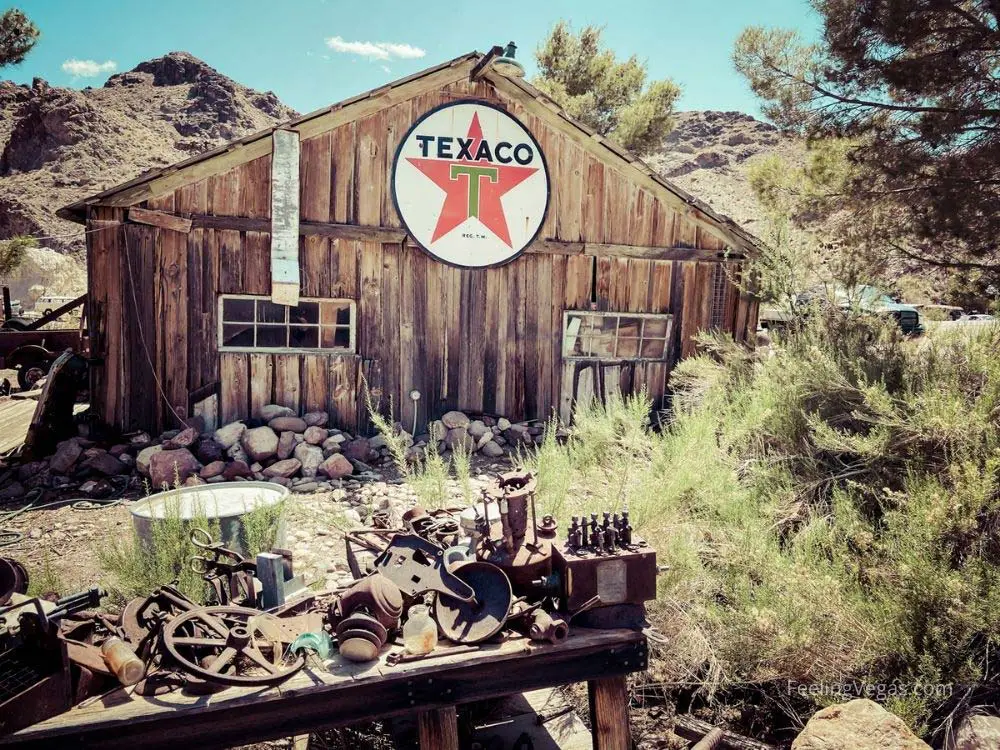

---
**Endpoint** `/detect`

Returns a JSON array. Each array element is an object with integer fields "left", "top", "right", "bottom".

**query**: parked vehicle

[
  {"left": 0, "top": 292, "right": 88, "bottom": 390},
  {"left": 913, "top": 304, "right": 964, "bottom": 322},
  {"left": 956, "top": 313, "right": 997, "bottom": 324},
  {"left": 794, "top": 284, "right": 925, "bottom": 335},
  {"left": 34, "top": 295, "right": 79, "bottom": 317}
]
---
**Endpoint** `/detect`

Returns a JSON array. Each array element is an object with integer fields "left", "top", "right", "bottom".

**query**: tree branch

[{"left": 889, "top": 241, "right": 1000, "bottom": 271}]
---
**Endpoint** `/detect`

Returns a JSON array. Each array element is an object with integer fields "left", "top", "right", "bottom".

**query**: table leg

[
  {"left": 588, "top": 675, "right": 631, "bottom": 750},
  {"left": 417, "top": 705, "right": 459, "bottom": 750}
]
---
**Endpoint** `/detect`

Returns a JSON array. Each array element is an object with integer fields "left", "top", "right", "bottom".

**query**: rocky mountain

[
  {"left": 648, "top": 109, "right": 805, "bottom": 242},
  {"left": 0, "top": 54, "right": 799, "bottom": 302},
  {"left": 0, "top": 52, "right": 297, "bottom": 302}
]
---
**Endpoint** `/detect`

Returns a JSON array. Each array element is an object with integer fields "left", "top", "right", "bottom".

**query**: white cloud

[
  {"left": 61, "top": 58, "right": 118, "bottom": 78},
  {"left": 381, "top": 65, "right": 391, "bottom": 74},
  {"left": 324, "top": 36, "right": 425, "bottom": 62}
]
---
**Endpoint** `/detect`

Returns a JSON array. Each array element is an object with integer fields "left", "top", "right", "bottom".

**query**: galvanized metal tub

[{"left": 129, "top": 481, "right": 288, "bottom": 556}]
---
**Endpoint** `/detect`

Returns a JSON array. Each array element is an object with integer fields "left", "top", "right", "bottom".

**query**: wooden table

[{"left": 2, "top": 627, "right": 647, "bottom": 750}]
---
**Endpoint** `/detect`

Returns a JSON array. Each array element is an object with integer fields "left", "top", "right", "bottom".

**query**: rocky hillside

[
  {"left": 0, "top": 52, "right": 297, "bottom": 301},
  {"left": 0, "top": 55, "right": 799, "bottom": 301},
  {"left": 648, "top": 109, "right": 805, "bottom": 242}
]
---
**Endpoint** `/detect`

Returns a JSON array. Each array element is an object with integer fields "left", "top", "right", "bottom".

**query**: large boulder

[
  {"left": 199, "top": 460, "right": 226, "bottom": 479},
  {"left": 49, "top": 439, "right": 83, "bottom": 474},
  {"left": 222, "top": 460, "right": 252, "bottom": 480},
  {"left": 276, "top": 430, "right": 296, "bottom": 460},
  {"left": 293, "top": 443, "right": 324, "bottom": 478},
  {"left": 194, "top": 437, "right": 224, "bottom": 464},
  {"left": 441, "top": 410, "right": 470, "bottom": 429},
  {"left": 162, "top": 426, "right": 198, "bottom": 450},
  {"left": 793, "top": 700, "right": 930, "bottom": 750},
  {"left": 467, "top": 420, "right": 490, "bottom": 440},
  {"left": 136, "top": 444, "right": 164, "bottom": 477},
  {"left": 480, "top": 440, "right": 504, "bottom": 458},
  {"left": 259, "top": 404, "right": 294, "bottom": 421},
  {"left": 445, "top": 427, "right": 475, "bottom": 453},
  {"left": 954, "top": 714, "right": 1000, "bottom": 750},
  {"left": 343, "top": 437, "right": 373, "bottom": 462},
  {"left": 319, "top": 453, "right": 353, "bottom": 479},
  {"left": 303, "top": 426, "right": 327, "bottom": 445},
  {"left": 268, "top": 416, "right": 307, "bottom": 433},
  {"left": 303, "top": 411, "right": 329, "bottom": 427},
  {"left": 148, "top": 448, "right": 201, "bottom": 489},
  {"left": 263, "top": 458, "right": 301, "bottom": 478},
  {"left": 84, "top": 451, "right": 127, "bottom": 476},
  {"left": 241, "top": 426, "right": 279, "bottom": 462},
  {"left": 213, "top": 422, "right": 246, "bottom": 450}
]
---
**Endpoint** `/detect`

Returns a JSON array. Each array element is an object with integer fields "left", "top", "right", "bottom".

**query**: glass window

[
  {"left": 562, "top": 311, "right": 673, "bottom": 362},
  {"left": 219, "top": 295, "right": 356, "bottom": 353}
]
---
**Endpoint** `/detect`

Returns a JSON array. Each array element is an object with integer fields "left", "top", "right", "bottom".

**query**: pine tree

[
  {"left": 534, "top": 22, "right": 680, "bottom": 155},
  {"left": 0, "top": 8, "right": 39, "bottom": 69}
]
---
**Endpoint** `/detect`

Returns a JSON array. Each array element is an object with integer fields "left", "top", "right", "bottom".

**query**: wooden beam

[
  {"left": 470, "top": 45, "right": 504, "bottom": 81},
  {"left": 127, "top": 207, "right": 192, "bottom": 234},
  {"left": 25, "top": 294, "right": 87, "bottom": 331},
  {"left": 416, "top": 707, "right": 459, "bottom": 750},
  {"left": 588, "top": 675, "right": 631, "bottom": 750},
  {"left": 531, "top": 239, "right": 744, "bottom": 263}
]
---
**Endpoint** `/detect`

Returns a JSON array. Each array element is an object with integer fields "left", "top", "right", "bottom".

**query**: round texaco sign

[{"left": 391, "top": 100, "right": 550, "bottom": 268}]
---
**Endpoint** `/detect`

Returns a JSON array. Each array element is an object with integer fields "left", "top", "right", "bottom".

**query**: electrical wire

[{"left": 3, "top": 222, "right": 124, "bottom": 243}]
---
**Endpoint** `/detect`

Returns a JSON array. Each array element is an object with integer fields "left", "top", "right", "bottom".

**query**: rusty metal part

[
  {"left": 385, "top": 643, "right": 481, "bottom": 665},
  {"left": 536, "top": 514, "right": 558, "bottom": 539},
  {"left": 189, "top": 527, "right": 258, "bottom": 607},
  {"left": 0, "top": 556, "right": 28, "bottom": 605},
  {"left": 691, "top": 728, "right": 726, "bottom": 750},
  {"left": 161, "top": 605, "right": 305, "bottom": 687},
  {"left": 434, "top": 561, "right": 512, "bottom": 645},
  {"left": 527, "top": 610, "right": 568, "bottom": 644},
  {"left": 553, "top": 533, "right": 657, "bottom": 611},
  {"left": 335, "top": 611, "right": 389, "bottom": 662},
  {"left": 374, "top": 534, "right": 476, "bottom": 602},
  {"left": 329, "top": 573, "right": 403, "bottom": 631}
]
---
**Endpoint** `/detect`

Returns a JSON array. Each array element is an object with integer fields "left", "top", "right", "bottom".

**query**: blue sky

[{"left": 7, "top": 0, "right": 818, "bottom": 118}]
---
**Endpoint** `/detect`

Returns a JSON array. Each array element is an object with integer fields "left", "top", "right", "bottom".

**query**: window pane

[
  {"left": 321, "top": 326, "right": 351, "bottom": 349},
  {"left": 257, "top": 301, "right": 286, "bottom": 324},
  {"left": 222, "top": 324, "right": 253, "bottom": 347},
  {"left": 292, "top": 302, "right": 319, "bottom": 325},
  {"left": 223, "top": 298, "right": 254, "bottom": 322},
  {"left": 641, "top": 338, "right": 667, "bottom": 358},
  {"left": 257, "top": 325, "right": 286, "bottom": 348},
  {"left": 321, "top": 301, "right": 352, "bottom": 326},
  {"left": 617, "top": 338, "right": 640, "bottom": 358},
  {"left": 618, "top": 318, "right": 642, "bottom": 338},
  {"left": 644, "top": 318, "right": 669, "bottom": 338},
  {"left": 290, "top": 325, "right": 318, "bottom": 348}
]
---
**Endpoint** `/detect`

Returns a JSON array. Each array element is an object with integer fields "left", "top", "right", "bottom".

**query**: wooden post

[
  {"left": 588, "top": 675, "right": 630, "bottom": 750},
  {"left": 416, "top": 706, "right": 459, "bottom": 750}
]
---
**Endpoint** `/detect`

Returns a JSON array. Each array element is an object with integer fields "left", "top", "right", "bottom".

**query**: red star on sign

[{"left": 406, "top": 113, "right": 538, "bottom": 247}]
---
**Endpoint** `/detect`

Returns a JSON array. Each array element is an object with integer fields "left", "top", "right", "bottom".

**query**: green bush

[{"left": 522, "top": 309, "right": 1000, "bottom": 740}]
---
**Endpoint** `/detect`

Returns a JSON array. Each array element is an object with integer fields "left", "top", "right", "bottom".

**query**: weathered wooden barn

[{"left": 60, "top": 48, "right": 761, "bottom": 436}]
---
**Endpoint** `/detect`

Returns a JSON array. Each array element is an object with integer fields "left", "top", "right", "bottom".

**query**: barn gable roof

[{"left": 59, "top": 49, "right": 762, "bottom": 254}]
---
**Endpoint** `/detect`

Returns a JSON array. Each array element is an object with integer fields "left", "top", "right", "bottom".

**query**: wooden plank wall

[{"left": 90, "top": 76, "right": 750, "bottom": 434}]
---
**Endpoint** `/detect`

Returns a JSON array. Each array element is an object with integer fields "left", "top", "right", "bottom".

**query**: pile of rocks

[
  {"left": 137, "top": 405, "right": 372, "bottom": 492},
  {"left": 370, "top": 410, "right": 545, "bottom": 464},
  {"left": 0, "top": 405, "right": 546, "bottom": 501}
]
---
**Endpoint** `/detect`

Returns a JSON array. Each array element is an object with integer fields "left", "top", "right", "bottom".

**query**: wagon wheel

[{"left": 161, "top": 606, "right": 305, "bottom": 686}]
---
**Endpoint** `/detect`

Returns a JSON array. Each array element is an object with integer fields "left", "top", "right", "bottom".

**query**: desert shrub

[
  {"left": 99, "top": 489, "right": 284, "bottom": 606},
  {"left": 523, "top": 311, "right": 1000, "bottom": 740}
]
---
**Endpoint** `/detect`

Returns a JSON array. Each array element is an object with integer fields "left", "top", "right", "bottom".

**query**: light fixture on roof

[{"left": 493, "top": 41, "right": 525, "bottom": 78}]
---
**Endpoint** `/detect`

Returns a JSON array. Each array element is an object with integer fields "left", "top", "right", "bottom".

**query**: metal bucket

[{"left": 129, "top": 481, "right": 289, "bottom": 556}]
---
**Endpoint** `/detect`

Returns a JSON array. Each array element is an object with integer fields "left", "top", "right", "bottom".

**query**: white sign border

[{"left": 390, "top": 98, "right": 551, "bottom": 270}]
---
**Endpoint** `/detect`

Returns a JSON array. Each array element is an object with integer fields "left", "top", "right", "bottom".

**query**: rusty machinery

[{"left": 0, "top": 580, "right": 104, "bottom": 735}]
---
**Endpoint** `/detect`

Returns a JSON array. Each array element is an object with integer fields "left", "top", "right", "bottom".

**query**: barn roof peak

[{"left": 59, "top": 48, "right": 761, "bottom": 254}]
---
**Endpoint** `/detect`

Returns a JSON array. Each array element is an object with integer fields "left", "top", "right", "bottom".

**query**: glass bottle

[{"left": 402, "top": 604, "right": 438, "bottom": 655}]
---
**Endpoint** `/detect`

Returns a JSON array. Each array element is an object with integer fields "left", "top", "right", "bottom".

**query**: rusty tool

[
  {"left": 189, "top": 527, "right": 258, "bottom": 606},
  {"left": 385, "top": 643, "right": 481, "bottom": 666},
  {"left": 374, "top": 534, "right": 477, "bottom": 603},
  {"left": 160, "top": 605, "right": 305, "bottom": 687}
]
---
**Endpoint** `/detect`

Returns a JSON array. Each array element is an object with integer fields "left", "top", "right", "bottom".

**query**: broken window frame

[
  {"left": 561, "top": 311, "right": 674, "bottom": 362},
  {"left": 217, "top": 294, "right": 357, "bottom": 354}
]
